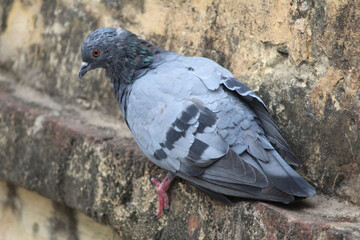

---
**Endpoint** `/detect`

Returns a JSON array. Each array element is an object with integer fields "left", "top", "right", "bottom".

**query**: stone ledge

[
  {"left": 0, "top": 75, "right": 359, "bottom": 240},
  {"left": 0, "top": 181, "right": 122, "bottom": 240}
]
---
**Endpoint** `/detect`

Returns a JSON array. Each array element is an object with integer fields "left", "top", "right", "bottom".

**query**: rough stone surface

[
  {"left": 1, "top": 73, "right": 359, "bottom": 240},
  {"left": 0, "top": 0, "right": 359, "bottom": 239}
]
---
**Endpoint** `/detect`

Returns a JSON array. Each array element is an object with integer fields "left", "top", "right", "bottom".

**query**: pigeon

[{"left": 79, "top": 27, "right": 315, "bottom": 217}]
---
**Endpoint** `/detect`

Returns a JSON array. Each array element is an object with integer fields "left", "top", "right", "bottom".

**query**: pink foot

[{"left": 151, "top": 173, "right": 175, "bottom": 218}]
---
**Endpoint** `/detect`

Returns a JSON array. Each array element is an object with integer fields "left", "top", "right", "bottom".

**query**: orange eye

[{"left": 92, "top": 49, "right": 100, "bottom": 57}]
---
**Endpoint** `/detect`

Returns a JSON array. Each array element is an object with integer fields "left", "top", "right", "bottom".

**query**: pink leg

[{"left": 151, "top": 172, "right": 175, "bottom": 218}]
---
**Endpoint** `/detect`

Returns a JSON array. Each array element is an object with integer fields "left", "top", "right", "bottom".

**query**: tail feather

[{"left": 256, "top": 150, "right": 315, "bottom": 197}]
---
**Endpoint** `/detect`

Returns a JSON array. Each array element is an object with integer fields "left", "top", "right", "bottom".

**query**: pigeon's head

[
  {"left": 79, "top": 27, "right": 130, "bottom": 80},
  {"left": 79, "top": 27, "right": 157, "bottom": 83}
]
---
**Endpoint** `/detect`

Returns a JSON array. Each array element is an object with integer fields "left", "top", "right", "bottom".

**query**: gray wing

[
  {"left": 127, "top": 55, "right": 315, "bottom": 204},
  {"left": 147, "top": 97, "right": 295, "bottom": 203},
  {"left": 221, "top": 76, "right": 300, "bottom": 167},
  {"left": 189, "top": 56, "right": 300, "bottom": 167},
  {"left": 181, "top": 56, "right": 315, "bottom": 199}
]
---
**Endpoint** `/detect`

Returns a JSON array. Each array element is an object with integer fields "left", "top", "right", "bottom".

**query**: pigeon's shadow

[
  {"left": 229, "top": 196, "right": 316, "bottom": 211},
  {"left": 270, "top": 198, "right": 315, "bottom": 210}
]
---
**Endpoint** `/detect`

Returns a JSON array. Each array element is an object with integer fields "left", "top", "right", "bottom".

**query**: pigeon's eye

[{"left": 92, "top": 49, "right": 100, "bottom": 57}]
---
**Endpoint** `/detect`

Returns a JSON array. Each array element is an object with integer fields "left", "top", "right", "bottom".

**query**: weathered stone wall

[
  {"left": 0, "top": 0, "right": 359, "bottom": 239},
  {"left": 0, "top": 0, "right": 359, "bottom": 204}
]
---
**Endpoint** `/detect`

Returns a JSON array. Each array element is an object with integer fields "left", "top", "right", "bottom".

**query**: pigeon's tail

[
  {"left": 178, "top": 170, "right": 297, "bottom": 204},
  {"left": 193, "top": 182, "right": 299, "bottom": 205},
  {"left": 181, "top": 144, "right": 315, "bottom": 204},
  {"left": 176, "top": 148, "right": 314, "bottom": 205},
  {"left": 256, "top": 150, "right": 316, "bottom": 198}
]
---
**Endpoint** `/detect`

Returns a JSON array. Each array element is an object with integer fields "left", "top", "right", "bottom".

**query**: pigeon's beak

[{"left": 78, "top": 62, "right": 89, "bottom": 81}]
